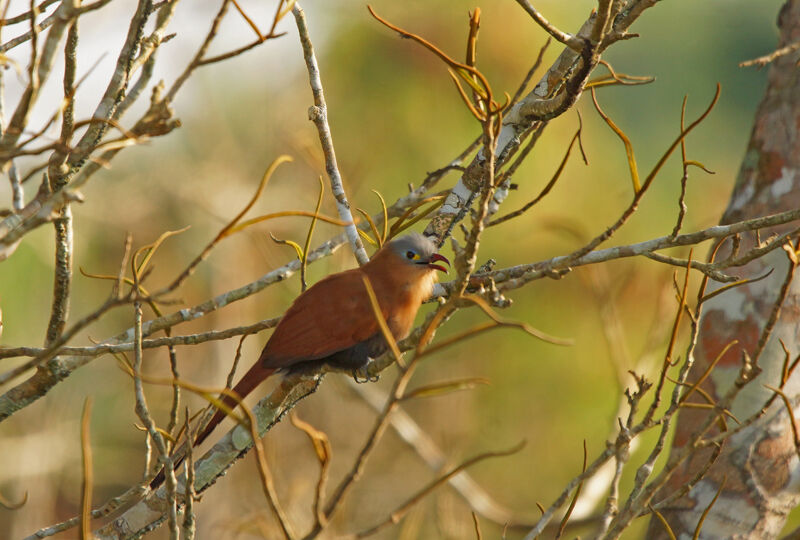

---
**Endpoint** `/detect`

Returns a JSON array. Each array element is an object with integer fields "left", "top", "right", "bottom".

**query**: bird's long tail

[
  {"left": 149, "top": 362, "right": 276, "bottom": 490},
  {"left": 193, "top": 363, "right": 276, "bottom": 448}
]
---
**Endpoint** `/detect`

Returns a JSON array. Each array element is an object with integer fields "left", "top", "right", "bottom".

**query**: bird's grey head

[{"left": 387, "top": 233, "right": 449, "bottom": 273}]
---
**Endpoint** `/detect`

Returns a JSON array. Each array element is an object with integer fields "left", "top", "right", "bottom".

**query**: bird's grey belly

[{"left": 324, "top": 333, "right": 386, "bottom": 370}]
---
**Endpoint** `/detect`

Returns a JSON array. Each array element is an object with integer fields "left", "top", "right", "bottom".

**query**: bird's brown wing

[{"left": 259, "top": 268, "right": 387, "bottom": 368}]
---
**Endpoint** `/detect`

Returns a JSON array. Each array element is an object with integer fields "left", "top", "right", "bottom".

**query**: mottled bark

[{"left": 647, "top": 1, "right": 800, "bottom": 538}]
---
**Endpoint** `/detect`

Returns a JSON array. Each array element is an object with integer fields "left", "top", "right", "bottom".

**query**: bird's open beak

[{"left": 426, "top": 253, "right": 450, "bottom": 273}]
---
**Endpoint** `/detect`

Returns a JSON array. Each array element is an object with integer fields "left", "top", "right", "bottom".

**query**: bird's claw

[{"left": 351, "top": 366, "right": 380, "bottom": 383}]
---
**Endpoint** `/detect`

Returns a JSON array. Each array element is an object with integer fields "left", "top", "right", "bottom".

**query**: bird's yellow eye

[{"left": 406, "top": 250, "right": 419, "bottom": 260}]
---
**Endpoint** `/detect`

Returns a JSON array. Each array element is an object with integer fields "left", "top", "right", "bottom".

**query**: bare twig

[
  {"left": 509, "top": 39, "right": 551, "bottom": 107},
  {"left": 750, "top": 242, "right": 798, "bottom": 366},
  {"left": 0, "top": 237, "right": 135, "bottom": 390},
  {"left": 0, "top": 177, "right": 448, "bottom": 418},
  {"left": 291, "top": 415, "right": 331, "bottom": 527},
  {"left": 692, "top": 476, "right": 726, "bottom": 539},
  {"left": 7, "top": 162, "right": 22, "bottom": 211},
  {"left": 67, "top": 0, "right": 151, "bottom": 168},
  {"left": 181, "top": 408, "right": 196, "bottom": 540},
  {"left": 354, "top": 442, "right": 525, "bottom": 537},
  {"left": 591, "top": 87, "right": 640, "bottom": 192},
  {"left": 0, "top": 0, "right": 76, "bottom": 161},
  {"left": 422, "top": 0, "right": 655, "bottom": 243},
  {"left": 93, "top": 369, "right": 323, "bottom": 538},
  {"left": 0, "top": 317, "right": 279, "bottom": 360},
  {"left": 349, "top": 381, "right": 531, "bottom": 526},
  {"left": 238, "top": 394, "right": 295, "bottom": 539},
  {"left": 0, "top": 0, "right": 58, "bottom": 26},
  {"left": 193, "top": 0, "right": 290, "bottom": 67},
  {"left": 118, "top": 0, "right": 179, "bottom": 118},
  {"left": 482, "top": 206, "right": 800, "bottom": 293},
  {"left": 740, "top": 41, "right": 800, "bottom": 68},
  {"left": 514, "top": 0, "right": 582, "bottom": 51},
  {"left": 472, "top": 512, "right": 483, "bottom": 540},
  {"left": 131, "top": 295, "right": 179, "bottom": 538},
  {"left": 293, "top": 3, "right": 368, "bottom": 264},
  {"left": 44, "top": 191, "right": 74, "bottom": 347},
  {"left": 0, "top": 4, "right": 56, "bottom": 53},
  {"left": 157, "top": 155, "right": 294, "bottom": 297},
  {"left": 672, "top": 97, "right": 690, "bottom": 237},
  {"left": 764, "top": 385, "right": 800, "bottom": 457},
  {"left": 45, "top": 19, "right": 78, "bottom": 345},
  {"left": 489, "top": 125, "right": 580, "bottom": 227},
  {"left": 79, "top": 396, "right": 93, "bottom": 540}
]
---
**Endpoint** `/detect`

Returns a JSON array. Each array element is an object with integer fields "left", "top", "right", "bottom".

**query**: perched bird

[{"left": 150, "top": 233, "right": 448, "bottom": 489}]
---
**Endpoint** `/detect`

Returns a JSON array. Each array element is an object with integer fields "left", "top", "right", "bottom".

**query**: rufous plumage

[
  {"left": 150, "top": 233, "right": 448, "bottom": 489},
  {"left": 194, "top": 233, "right": 448, "bottom": 446}
]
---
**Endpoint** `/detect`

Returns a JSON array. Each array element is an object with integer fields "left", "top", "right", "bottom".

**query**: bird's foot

[
  {"left": 352, "top": 369, "right": 368, "bottom": 383},
  {"left": 351, "top": 366, "right": 379, "bottom": 383}
]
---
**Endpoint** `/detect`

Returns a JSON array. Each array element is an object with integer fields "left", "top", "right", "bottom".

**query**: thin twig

[
  {"left": 65, "top": 0, "right": 152, "bottom": 169},
  {"left": 482, "top": 206, "right": 800, "bottom": 293},
  {"left": 181, "top": 408, "right": 196, "bottom": 540},
  {"left": 354, "top": 442, "right": 525, "bottom": 537},
  {"left": 154, "top": 155, "right": 294, "bottom": 300},
  {"left": 349, "top": 381, "right": 529, "bottom": 526},
  {"left": 489, "top": 126, "right": 579, "bottom": 227},
  {"left": 0, "top": 282, "right": 134, "bottom": 387},
  {"left": 0, "top": 0, "right": 58, "bottom": 27},
  {"left": 0, "top": 317, "right": 279, "bottom": 359},
  {"left": 291, "top": 415, "right": 331, "bottom": 527},
  {"left": 44, "top": 177, "right": 74, "bottom": 347},
  {"left": 672, "top": 96, "right": 690, "bottom": 237},
  {"left": 239, "top": 396, "right": 295, "bottom": 539},
  {"left": 93, "top": 369, "right": 323, "bottom": 538},
  {"left": 514, "top": 0, "right": 582, "bottom": 51},
  {"left": 131, "top": 296, "right": 179, "bottom": 538},
  {"left": 79, "top": 396, "right": 93, "bottom": 540},
  {"left": 0, "top": 2, "right": 56, "bottom": 53},
  {"left": 310, "top": 353, "right": 427, "bottom": 538},
  {"left": 740, "top": 41, "right": 800, "bottom": 68},
  {"left": 293, "top": 3, "right": 368, "bottom": 265},
  {"left": 509, "top": 39, "right": 551, "bottom": 107},
  {"left": 0, "top": 181, "right": 448, "bottom": 418}
]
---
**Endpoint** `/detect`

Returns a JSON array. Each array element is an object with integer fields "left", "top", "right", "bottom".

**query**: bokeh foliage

[{"left": 0, "top": 0, "right": 785, "bottom": 537}]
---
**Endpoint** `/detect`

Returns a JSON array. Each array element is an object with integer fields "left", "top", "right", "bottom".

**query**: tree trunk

[{"left": 647, "top": 1, "right": 800, "bottom": 538}]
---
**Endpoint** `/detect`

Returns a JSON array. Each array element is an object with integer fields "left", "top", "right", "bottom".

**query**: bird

[{"left": 150, "top": 233, "right": 448, "bottom": 489}]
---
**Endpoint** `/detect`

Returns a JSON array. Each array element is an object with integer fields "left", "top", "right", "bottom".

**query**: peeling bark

[{"left": 647, "top": 1, "right": 800, "bottom": 538}]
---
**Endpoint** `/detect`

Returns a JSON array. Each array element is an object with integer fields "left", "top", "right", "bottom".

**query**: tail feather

[
  {"left": 148, "top": 362, "right": 277, "bottom": 490},
  {"left": 193, "top": 363, "right": 276, "bottom": 447}
]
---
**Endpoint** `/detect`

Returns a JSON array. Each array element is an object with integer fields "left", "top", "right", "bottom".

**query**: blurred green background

[{"left": 0, "top": 0, "right": 786, "bottom": 538}]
